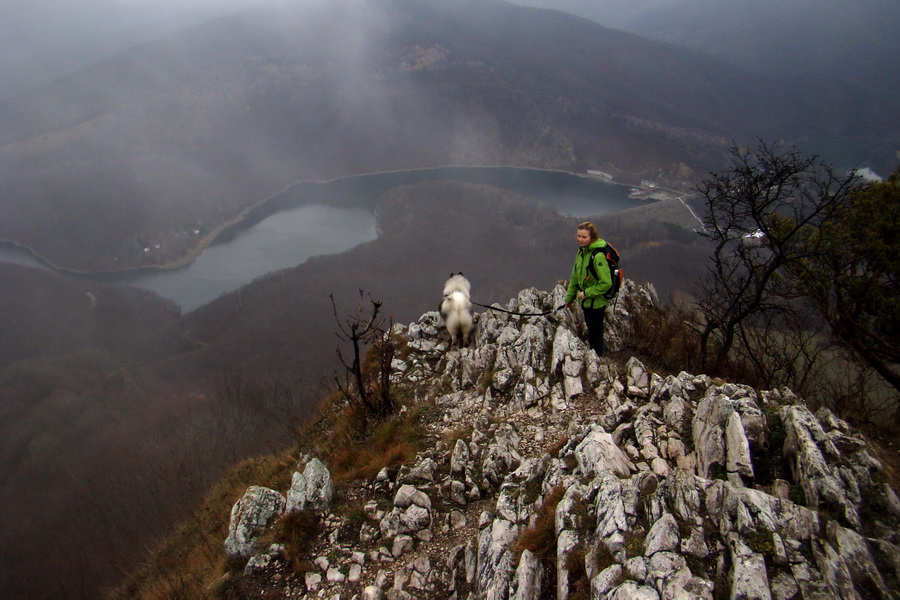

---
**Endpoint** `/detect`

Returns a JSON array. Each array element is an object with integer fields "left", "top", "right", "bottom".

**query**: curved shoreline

[
  {"left": 0, "top": 165, "right": 640, "bottom": 277},
  {"left": 0, "top": 178, "right": 302, "bottom": 277}
]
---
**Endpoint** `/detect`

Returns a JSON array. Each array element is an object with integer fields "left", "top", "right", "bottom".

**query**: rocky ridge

[{"left": 222, "top": 281, "right": 900, "bottom": 599}]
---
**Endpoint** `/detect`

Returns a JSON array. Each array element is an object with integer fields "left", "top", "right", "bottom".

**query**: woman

[{"left": 565, "top": 221, "right": 612, "bottom": 356}]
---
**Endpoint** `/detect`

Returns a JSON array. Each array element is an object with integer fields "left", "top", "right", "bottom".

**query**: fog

[
  {"left": 506, "top": 0, "right": 667, "bottom": 29},
  {"left": 1, "top": 2, "right": 897, "bottom": 598},
  {"left": 2, "top": 0, "right": 896, "bottom": 275},
  {"left": 7, "top": 0, "right": 899, "bottom": 97},
  {"left": 0, "top": 0, "right": 261, "bottom": 96},
  {"left": 508, "top": 0, "right": 900, "bottom": 95}
]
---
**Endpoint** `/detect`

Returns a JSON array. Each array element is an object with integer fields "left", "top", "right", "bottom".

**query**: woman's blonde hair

[{"left": 577, "top": 221, "right": 600, "bottom": 242}]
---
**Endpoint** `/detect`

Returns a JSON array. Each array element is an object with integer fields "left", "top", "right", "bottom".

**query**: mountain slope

[
  {"left": 1, "top": 0, "right": 894, "bottom": 272},
  {"left": 0, "top": 263, "right": 186, "bottom": 368},
  {"left": 510, "top": 0, "right": 900, "bottom": 96},
  {"left": 0, "top": 180, "right": 712, "bottom": 600},
  {"left": 118, "top": 284, "right": 900, "bottom": 599},
  {"left": 626, "top": 0, "right": 900, "bottom": 94},
  {"left": 0, "top": 0, "right": 258, "bottom": 96}
]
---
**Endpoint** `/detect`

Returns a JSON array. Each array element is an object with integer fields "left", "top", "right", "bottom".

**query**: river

[{"left": 0, "top": 167, "right": 646, "bottom": 312}]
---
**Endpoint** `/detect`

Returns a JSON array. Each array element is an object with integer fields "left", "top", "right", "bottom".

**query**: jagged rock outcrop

[
  {"left": 224, "top": 486, "right": 286, "bottom": 561},
  {"left": 225, "top": 456, "right": 335, "bottom": 568},
  {"left": 222, "top": 282, "right": 899, "bottom": 599},
  {"left": 286, "top": 457, "right": 335, "bottom": 513}
]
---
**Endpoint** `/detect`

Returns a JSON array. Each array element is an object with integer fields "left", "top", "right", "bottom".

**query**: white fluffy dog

[{"left": 440, "top": 272, "right": 474, "bottom": 347}]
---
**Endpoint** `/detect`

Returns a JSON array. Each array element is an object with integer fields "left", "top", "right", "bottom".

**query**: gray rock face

[
  {"left": 220, "top": 283, "right": 898, "bottom": 600},
  {"left": 285, "top": 457, "right": 334, "bottom": 513},
  {"left": 575, "top": 425, "right": 635, "bottom": 478},
  {"left": 781, "top": 404, "right": 878, "bottom": 529},
  {"left": 511, "top": 549, "right": 542, "bottom": 600},
  {"left": 224, "top": 486, "right": 286, "bottom": 561},
  {"left": 693, "top": 385, "right": 766, "bottom": 484},
  {"left": 378, "top": 484, "right": 434, "bottom": 552},
  {"left": 644, "top": 513, "right": 680, "bottom": 555},
  {"left": 481, "top": 423, "right": 523, "bottom": 491}
]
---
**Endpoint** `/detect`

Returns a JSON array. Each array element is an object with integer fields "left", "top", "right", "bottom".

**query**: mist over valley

[
  {"left": 0, "top": 176, "right": 706, "bottom": 599},
  {"left": 0, "top": 1, "right": 896, "bottom": 598},
  {"left": 2, "top": 166, "right": 651, "bottom": 312},
  {"left": 2, "top": 0, "right": 896, "bottom": 274}
]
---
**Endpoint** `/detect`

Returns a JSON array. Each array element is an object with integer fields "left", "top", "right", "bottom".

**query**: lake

[{"left": 1, "top": 167, "right": 645, "bottom": 312}]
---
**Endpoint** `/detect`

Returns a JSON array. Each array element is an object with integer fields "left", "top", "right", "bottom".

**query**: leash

[{"left": 471, "top": 301, "right": 567, "bottom": 317}]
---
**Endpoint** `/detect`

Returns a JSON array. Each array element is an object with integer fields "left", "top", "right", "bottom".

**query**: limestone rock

[
  {"left": 450, "top": 438, "right": 470, "bottom": 475},
  {"left": 481, "top": 423, "right": 523, "bottom": 491},
  {"left": 511, "top": 549, "right": 543, "bottom": 600},
  {"left": 218, "top": 283, "right": 898, "bottom": 600},
  {"left": 575, "top": 425, "right": 635, "bottom": 478},
  {"left": 224, "top": 486, "right": 286, "bottom": 561},
  {"left": 644, "top": 513, "right": 680, "bottom": 555},
  {"left": 782, "top": 405, "right": 871, "bottom": 528},
  {"left": 728, "top": 535, "right": 772, "bottom": 600},
  {"left": 285, "top": 457, "right": 334, "bottom": 513}
]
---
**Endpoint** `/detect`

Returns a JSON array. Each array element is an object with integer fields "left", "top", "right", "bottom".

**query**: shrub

[{"left": 626, "top": 303, "right": 700, "bottom": 374}]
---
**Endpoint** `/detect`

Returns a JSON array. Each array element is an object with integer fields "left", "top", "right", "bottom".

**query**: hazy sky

[
  {"left": 0, "top": 0, "right": 667, "bottom": 96},
  {"left": 506, "top": 0, "right": 664, "bottom": 28},
  {"left": 5, "top": 0, "right": 898, "bottom": 100},
  {"left": 0, "top": 0, "right": 261, "bottom": 95}
]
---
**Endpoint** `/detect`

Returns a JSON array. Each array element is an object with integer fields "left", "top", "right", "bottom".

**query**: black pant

[{"left": 582, "top": 305, "right": 606, "bottom": 357}]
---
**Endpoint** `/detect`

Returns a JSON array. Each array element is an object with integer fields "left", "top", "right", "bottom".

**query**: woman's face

[{"left": 576, "top": 229, "right": 592, "bottom": 247}]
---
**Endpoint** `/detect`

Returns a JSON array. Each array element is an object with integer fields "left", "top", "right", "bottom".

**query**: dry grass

[
  {"left": 296, "top": 359, "right": 433, "bottom": 486},
  {"left": 512, "top": 484, "right": 566, "bottom": 560},
  {"left": 262, "top": 510, "right": 321, "bottom": 573},
  {"left": 107, "top": 364, "right": 433, "bottom": 599},
  {"left": 442, "top": 425, "right": 475, "bottom": 447},
  {"left": 330, "top": 411, "right": 425, "bottom": 484},
  {"left": 107, "top": 451, "right": 296, "bottom": 600}
]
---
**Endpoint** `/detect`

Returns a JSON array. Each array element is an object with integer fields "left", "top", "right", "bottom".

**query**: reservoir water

[
  {"left": 112, "top": 203, "right": 377, "bottom": 312},
  {"left": 1, "top": 167, "right": 645, "bottom": 312}
]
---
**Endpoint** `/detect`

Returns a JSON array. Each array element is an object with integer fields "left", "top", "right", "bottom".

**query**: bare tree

[
  {"left": 694, "top": 141, "right": 860, "bottom": 370},
  {"left": 213, "top": 368, "right": 308, "bottom": 440},
  {"left": 331, "top": 291, "right": 396, "bottom": 422}
]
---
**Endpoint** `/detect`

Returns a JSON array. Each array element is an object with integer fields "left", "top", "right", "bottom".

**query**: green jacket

[{"left": 565, "top": 238, "right": 612, "bottom": 309}]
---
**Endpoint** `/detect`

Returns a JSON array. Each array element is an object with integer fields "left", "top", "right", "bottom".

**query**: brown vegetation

[
  {"left": 107, "top": 451, "right": 297, "bottom": 600},
  {"left": 512, "top": 484, "right": 566, "bottom": 560},
  {"left": 110, "top": 349, "right": 439, "bottom": 599},
  {"left": 332, "top": 292, "right": 397, "bottom": 422}
]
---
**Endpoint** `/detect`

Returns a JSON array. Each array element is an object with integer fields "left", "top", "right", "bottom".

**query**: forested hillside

[
  {"left": 2, "top": 0, "right": 894, "bottom": 272},
  {"left": 511, "top": 0, "right": 900, "bottom": 97}
]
